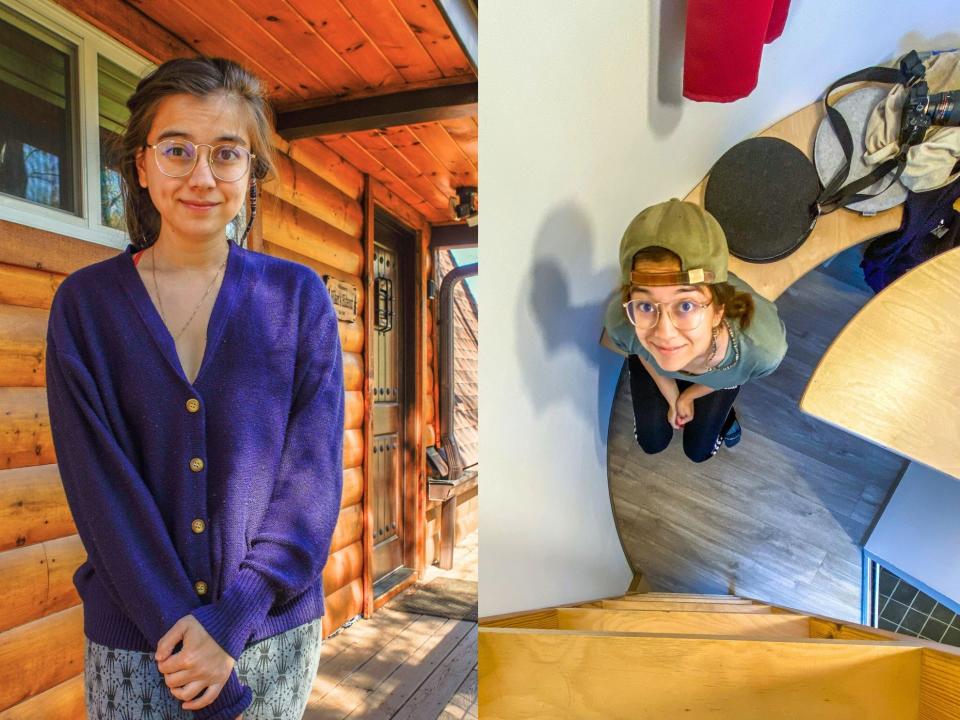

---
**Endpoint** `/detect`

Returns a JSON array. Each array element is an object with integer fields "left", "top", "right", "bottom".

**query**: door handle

[{"left": 374, "top": 276, "right": 394, "bottom": 333}]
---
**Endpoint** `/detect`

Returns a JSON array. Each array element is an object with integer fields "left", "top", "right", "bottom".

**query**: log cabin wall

[
  {"left": 258, "top": 133, "right": 368, "bottom": 638},
  {"left": 0, "top": 226, "right": 115, "bottom": 718}
]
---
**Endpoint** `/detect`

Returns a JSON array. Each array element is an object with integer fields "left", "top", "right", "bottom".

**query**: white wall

[
  {"left": 480, "top": 0, "right": 960, "bottom": 616},
  {"left": 867, "top": 462, "right": 960, "bottom": 606}
]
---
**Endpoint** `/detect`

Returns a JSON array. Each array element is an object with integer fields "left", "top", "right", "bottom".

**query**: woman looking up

[
  {"left": 45, "top": 56, "right": 344, "bottom": 720},
  {"left": 604, "top": 199, "right": 787, "bottom": 463}
]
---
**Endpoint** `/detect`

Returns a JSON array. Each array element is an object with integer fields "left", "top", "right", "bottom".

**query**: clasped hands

[
  {"left": 156, "top": 614, "right": 243, "bottom": 719},
  {"left": 667, "top": 387, "right": 696, "bottom": 429}
]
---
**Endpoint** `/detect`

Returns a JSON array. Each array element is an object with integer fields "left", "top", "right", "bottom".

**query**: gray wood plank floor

[{"left": 607, "top": 264, "right": 907, "bottom": 623}]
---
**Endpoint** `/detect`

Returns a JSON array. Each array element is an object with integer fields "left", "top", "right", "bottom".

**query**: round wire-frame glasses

[
  {"left": 622, "top": 298, "right": 712, "bottom": 331},
  {"left": 146, "top": 139, "right": 255, "bottom": 182}
]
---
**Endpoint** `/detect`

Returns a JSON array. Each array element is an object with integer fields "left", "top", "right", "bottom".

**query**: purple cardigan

[{"left": 44, "top": 238, "right": 344, "bottom": 719}]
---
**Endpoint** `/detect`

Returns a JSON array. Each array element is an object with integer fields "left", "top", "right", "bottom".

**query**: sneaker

[
  {"left": 723, "top": 420, "right": 741, "bottom": 447},
  {"left": 722, "top": 409, "right": 741, "bottom": 448}
]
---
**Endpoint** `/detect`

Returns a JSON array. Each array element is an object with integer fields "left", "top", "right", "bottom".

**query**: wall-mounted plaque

[{"left": 324, "top": 276, "right": 358, "bottom": 323}]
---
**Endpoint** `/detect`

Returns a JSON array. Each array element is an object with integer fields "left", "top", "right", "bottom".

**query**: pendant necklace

[{"left": 150, "top": 242, "right": 228, "bottom": 341}]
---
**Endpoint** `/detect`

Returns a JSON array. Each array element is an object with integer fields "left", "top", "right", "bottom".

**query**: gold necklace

[{"left": 150, "top": 242, "right": 229, "bottom": 341}]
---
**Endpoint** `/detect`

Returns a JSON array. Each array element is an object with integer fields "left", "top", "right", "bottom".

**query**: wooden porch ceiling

[{"left": 56, "top": 0, "right": 478, "bottom": 223}]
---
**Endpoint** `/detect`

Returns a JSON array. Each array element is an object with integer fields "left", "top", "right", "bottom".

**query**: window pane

[
  {"left": 98, "top": 56, "right": 137, "bottom": 231},
  {"left": 0, "top": 9, "right": 77, "bottom": 214}
]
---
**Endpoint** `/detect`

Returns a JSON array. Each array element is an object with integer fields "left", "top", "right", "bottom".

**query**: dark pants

[{"left": 627, "top": 354, "right": 740, "bottom": 463}]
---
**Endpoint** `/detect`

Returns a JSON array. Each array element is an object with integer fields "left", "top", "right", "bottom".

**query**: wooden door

[{"left": 371, "top": 218, "right": 410, "bottom": 587}]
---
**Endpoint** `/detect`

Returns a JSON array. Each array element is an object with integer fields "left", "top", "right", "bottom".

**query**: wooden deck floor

[
  {"left": 305, "top": 532, "right": 478, "bottom": 719},
  {"left": 608, "top": 263, "right": 907, "bottom": 623}
]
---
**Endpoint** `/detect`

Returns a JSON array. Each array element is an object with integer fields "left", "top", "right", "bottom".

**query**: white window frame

[{"left": 0, "top": 0, "right": 154, "bottom": 250}]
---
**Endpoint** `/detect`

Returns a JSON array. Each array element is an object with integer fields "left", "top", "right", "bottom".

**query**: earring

[
  {"left": 230, "top": 200, "right": 246, "bottom": 242},
  {"left": 238, "top": 180, "right": 258, "bottom": 248}
]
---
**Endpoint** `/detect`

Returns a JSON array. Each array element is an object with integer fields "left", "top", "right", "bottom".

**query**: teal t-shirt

[{"left": 603, "top": 273, "right": 788, "bottom": 389}]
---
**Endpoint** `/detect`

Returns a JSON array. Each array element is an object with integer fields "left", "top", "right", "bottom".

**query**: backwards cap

[{"left": 619, "top": 199, "right": 729, "bottom": 286}]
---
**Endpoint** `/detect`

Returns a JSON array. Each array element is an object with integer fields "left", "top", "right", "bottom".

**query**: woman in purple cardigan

[{"left": 45, "top": 57, "right": 344, "bottom": 720}]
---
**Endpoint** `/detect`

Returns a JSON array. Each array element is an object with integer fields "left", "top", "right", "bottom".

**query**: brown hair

[
  {"left": 623, "top": 246, "right": 755, "bottom": 330},
  {"left": 116, "top": 56, "right": 277, "bottom": 249}
]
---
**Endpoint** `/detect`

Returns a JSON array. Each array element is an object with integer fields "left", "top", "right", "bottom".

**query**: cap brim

[{"left": 630, "top": 269, "right": 715, "bottom": 285}]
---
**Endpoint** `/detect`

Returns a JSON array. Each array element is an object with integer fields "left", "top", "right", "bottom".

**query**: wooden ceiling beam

[
  {"left": 275, "top": 82, "right": 478, "bottom": 141},
  {"left": 432, "top": 0, "right": 478, "bottom": 74},
  {"left": 50, "top": 0, "right": 193, "bottom": 64},
  {"left": 432, "top": 223, "right": 477, "bottom": 249}
]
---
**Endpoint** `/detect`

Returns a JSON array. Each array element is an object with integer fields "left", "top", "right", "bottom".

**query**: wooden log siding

[
  {"left": 341, "top": 466, "right": 364, "bottom": 509},
  {"left": 0, "top": 674, "right": 85, "bottom": 719},
  {"left": 0, "top": 262, "right": 63, "bottom": 309},
  {"left": 345, "top": 390, "right": 364, "bottom": 430},
  {"left": 0, "top": 304, "right": 49, "bottom": 387},
  {"left": 271, "top": 134, "right": 364, "bottom": 203},
  {"left": 261, "top": 196, "right": 364, "bottom": 276},
  {"left": 0, "top": 534, "right": 84, "bottom": 633},
  {"left": 0, "top": 465, "right": 74, "bottom": 551},
  {"left": 0, "top": 606, "right": 84, "bottom": 713},
  {"left": 1, "top": 388, "right": 55, "bottom": 469},
  {"left": 322, "top": 541, "right": 364, "bottom": 598},
  {"left": 322, "top": 578, "right": 364, "bottom": 639},
  {"left": 258, "top": 144, "right": 371, "bottom": 636},
  {"left": 263, "top": 153, "right": 364, "bottom": 238}
]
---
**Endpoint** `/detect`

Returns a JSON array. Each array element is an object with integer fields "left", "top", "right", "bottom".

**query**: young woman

[
  {"left": 45, "top": 57, "right": 344, "bottom": 720},
  {"left": 604, "top": 199, "right": 788, "bottom": 462}
]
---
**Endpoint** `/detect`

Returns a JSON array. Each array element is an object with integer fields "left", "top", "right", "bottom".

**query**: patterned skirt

[{"left": 84, "top": 617, "right": 322, "bottom": 720}]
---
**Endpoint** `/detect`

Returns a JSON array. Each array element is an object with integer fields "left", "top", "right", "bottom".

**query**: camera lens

[{"left": 927, "top": 90, "right": 960, "bottom": 127}]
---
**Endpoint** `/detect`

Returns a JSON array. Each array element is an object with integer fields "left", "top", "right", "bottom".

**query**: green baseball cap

[{"left": 619, "top": 199, "right": 729, "bottom": 286}]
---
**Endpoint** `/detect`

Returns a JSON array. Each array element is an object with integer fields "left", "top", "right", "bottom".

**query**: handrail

[{"left": 437, "top": 261, "right": 478, "bottom": 481}]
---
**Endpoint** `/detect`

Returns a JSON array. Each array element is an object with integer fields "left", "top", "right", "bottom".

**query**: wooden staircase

[{"left": 479, "top": 591, "right": 960, "bottom": 719}]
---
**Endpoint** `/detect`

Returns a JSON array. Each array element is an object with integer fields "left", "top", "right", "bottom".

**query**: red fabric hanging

[{"left": 683, "top": 0, "right": 792, "bottom": 103}]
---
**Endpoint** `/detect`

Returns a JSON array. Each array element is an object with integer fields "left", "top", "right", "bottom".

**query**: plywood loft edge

[{"left": 800, "top": 246, "right": 960, "bottom": 480}]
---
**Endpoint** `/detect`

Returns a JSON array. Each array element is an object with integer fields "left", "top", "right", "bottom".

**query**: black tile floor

[{"left": 877, "top": 566, "right": 960, "bottom": 646}]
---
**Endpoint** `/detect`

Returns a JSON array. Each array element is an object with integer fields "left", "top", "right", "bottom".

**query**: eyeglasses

[
  {"left": 146, "top": 139, "right": 255, "bottom": 182},
  {"left": 622, "top": 298, "right": 712, "bottom": 330}
]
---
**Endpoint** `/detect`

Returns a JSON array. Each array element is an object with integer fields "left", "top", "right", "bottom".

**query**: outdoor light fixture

[{"left": 452, "top": 186, "right": 478, "bottom": 226}]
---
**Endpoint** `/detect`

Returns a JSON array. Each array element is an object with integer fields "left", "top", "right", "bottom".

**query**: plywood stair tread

[
  {"left": 618, "top": 593, "right": 755, "bottom": 604},
  {"left": 480, "top": 629, "right": 921, "bottom": 720},
  {"left": 624, "top": 591, "right": 749, "bottom": 598},
  {"left": 600, "top": 599, "right": 774, "bottom": 613},
  {"left": 556, "top": 607, "right": 811, "bottom": 638},
  {"left": 479, "top": 591, "right": 960, "bottom": 719}
]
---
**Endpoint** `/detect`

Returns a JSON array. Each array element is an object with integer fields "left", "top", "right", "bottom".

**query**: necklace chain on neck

[
  {"left": 701, "top": 317, "right": 740, "bottom": 373},
  {"left": 150, "top": 242, "right": 229, "bottom": 341}
]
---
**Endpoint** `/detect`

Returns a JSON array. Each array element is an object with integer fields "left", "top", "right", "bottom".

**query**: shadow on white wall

[
  {"left": 649, "top": 0, "right": 687, "bottom": 138},
  {"left": 521, "top": 201, "right": 626, "bottom": 470}
]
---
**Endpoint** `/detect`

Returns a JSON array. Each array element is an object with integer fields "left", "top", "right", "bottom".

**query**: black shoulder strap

[{"left": 816, "top": 51, "right": 926, "bottom": 215}]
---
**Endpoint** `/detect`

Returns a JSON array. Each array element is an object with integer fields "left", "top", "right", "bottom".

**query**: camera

[{"left": 899, "top": 83, "right": 960, "bottom": 146}]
